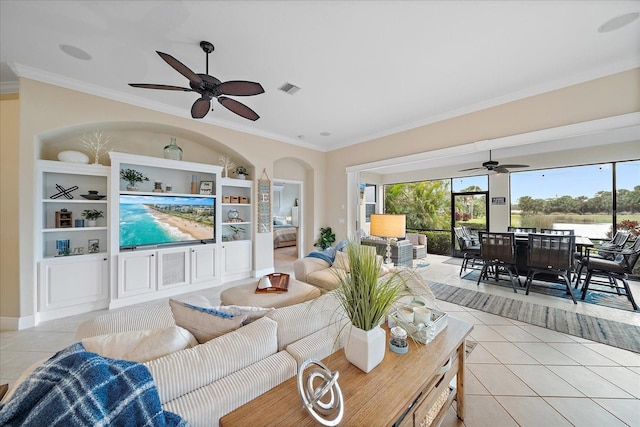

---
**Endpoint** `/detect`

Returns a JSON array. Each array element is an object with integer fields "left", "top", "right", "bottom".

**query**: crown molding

[{"left": 0, "top": 80, "right": 19, "bottom": 94}]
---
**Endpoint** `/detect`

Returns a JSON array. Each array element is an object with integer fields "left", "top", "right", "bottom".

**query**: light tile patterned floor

[{"left": 2, "top": 250, "right": 639, "bottom": 426}]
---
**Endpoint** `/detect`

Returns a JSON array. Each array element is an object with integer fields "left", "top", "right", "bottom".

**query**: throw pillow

[
  {"left": 82, "top": 325, "right": 198, "bottom": 363},
  {"left": 217, "top": 305, "right": 276, "bottom": 324},
  {"left": 169, "top": 299, "right": 246, "bottom": 344}
]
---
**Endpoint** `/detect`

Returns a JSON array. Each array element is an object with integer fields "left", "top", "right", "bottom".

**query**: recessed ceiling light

[
  {"left": 59, "top": 44, "right": 92, "bottom": 60},
  {"left": 298, "top": 135, "right": 305, "bottom": 139},
  {"left": 598, "top": 12, "right": 639, "bottom": 33},
  {"left": 320, "top": 132, "right": 331, "bottom": 137},
  {"left": 278, "top": 82, "right": 301, "bottom": 95}
]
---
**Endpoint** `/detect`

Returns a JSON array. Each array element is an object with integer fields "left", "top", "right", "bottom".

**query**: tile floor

[{"left": 1, "top": 249, "right": 639, "bottom": 426}]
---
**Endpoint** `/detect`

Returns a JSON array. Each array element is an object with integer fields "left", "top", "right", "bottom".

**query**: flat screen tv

[{"left": 120, "top": 194, "right": 214, "bottom": 249}]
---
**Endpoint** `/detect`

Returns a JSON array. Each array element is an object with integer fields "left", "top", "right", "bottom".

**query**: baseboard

[
  {"left": 254, "top": 267, "right": 275, "bottom": 277},
  {"left": 0, "top": 315, "right": 36, "bottom": 331}
]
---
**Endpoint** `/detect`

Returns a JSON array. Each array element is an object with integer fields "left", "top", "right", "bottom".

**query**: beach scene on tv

[{"left": 120, "top": 195, "right": 214, "bottom": 247}]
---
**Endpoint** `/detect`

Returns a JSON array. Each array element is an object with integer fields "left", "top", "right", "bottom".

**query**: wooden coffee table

[{"left": 220, "top": 317, "right": 473, "bottom": 427}]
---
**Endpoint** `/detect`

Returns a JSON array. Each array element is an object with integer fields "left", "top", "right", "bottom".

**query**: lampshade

[{"left": 370, "top": 214, "right": 406, "bottom": 239}]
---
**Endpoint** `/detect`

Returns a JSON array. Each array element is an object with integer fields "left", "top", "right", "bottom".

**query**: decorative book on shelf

[{"left": 255, "top": 273, "right": 289, "bottom": 293}]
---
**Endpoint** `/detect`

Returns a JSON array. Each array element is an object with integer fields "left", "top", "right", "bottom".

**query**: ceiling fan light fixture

[
  {"left": 59, "top": 44, "right": 92, "bottom": 60},
  {"left": 598, "top": 12, "right": 639, "bottom": 33}
]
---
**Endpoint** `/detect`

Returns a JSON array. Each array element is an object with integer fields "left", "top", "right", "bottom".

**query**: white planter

[
  {"left": 86, "top": 220, "right": 97, "bottom": 227},
  {"left": 344, "top": 325, "right": 386, "bottom": 373}
]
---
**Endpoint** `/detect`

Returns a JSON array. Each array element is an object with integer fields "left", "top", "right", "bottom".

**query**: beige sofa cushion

[
  {"left": 145, "top": 316, "right": 279, "bottom": 404},
  {"left": 305, "top": 267, "right": 348, "bottom": 291},
  {"left": 82, "top": 326, "right": 198, "bottom": 363},
  {"left": 169, "top": 299, "right": 246, "bottom": 344}
]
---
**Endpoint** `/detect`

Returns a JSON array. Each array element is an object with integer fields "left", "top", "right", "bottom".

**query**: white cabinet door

[
  {"left": 118, "top": 251, "right": 156, "bottom": 297},
  {"left": 191, "top": 244, "right": 217, "bottom": 283},
  {"left": 157, "top": 247, "right": 190, "bottom": 289},
  {"left": 222, "top": 240, "right": 252, "bottom": 278},
  {"left": 39, "top": 255, "right": 108, "bottom": 312}
]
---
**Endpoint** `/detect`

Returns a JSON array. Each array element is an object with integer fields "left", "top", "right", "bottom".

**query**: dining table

[{"left": 512, "top": 233, "right": 593, "bottom": 278}]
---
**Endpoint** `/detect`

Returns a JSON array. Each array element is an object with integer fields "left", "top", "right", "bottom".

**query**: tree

[{"left": 385, "top": 180, "right": 450, "bottom": 230}]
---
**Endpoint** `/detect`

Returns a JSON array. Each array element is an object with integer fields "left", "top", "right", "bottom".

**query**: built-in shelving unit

[{"left": 220, "top": 177, "right": 253, "bottom": 280}]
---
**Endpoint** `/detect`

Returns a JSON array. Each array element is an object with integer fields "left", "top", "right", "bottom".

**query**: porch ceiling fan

[
  {"left": 459, "top": 150, "right": 529, "bottom": 174},
  {"left": 129, "top": 41, "right": 264, "bottom": 121}
]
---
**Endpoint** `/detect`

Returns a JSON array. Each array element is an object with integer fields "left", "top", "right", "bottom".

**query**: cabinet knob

[
  {"left": 103, "top": 258, "right": 107, "bottom": 261},
  {"left": 151, "top": 254, "right": 154, "bottom": 257}
]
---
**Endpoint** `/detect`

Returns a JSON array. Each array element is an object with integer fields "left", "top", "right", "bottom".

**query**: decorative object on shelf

[
  {"left": 191, "top": 174, "right": 198, "bottom": 194},
  {"left": 370, "top": 214, "right": 406, "bottom": 265},
  {"left": 297, "top": 359, "right": 343, "bottom": 426},
  {"left": 335, "top": 242, "right": 407, "bottom": 373},
  {"left": 120, "top": 168, "right": 149, "bottom": 191},
  {"left": 82, "top": 209, "right": 104, "bottom": 227},
  {"left": 88, "top": 239, "right": 99, "bottom": 254},
  {"left": 72, "top": 247, "right": 84, "bottom": 255},
  {"left": 165, "top": 184, "right": 172, "bottom": 193},
  {"left": 57, "top": 150, "right": 89, "bottom": 164},
  {"left": 314, "top": 227, "right": 336, "bottom": 250},
  {"left": 227, "top": 209, "right": 240, "bottom": 220},
  {"left": 235, "top": 165, "right": 248, "bottom": 180},
  {"left": 153, "top": 181, "right": 164, "bottom": 192},
  {"left": 163, "top": 137, "right": 183, "bottom": 160},
  {"left": 219, "top": 155, "right": 235, "bottom": 178},
  {"left": 389, "top": 326, "right": 408, "bottom": 354},
  {"left": 50, "top": 184, "right": 78, "bottom": 199},
  {"left": 228, "top": 225, "right": 245, "bottom": 240},
  {"left": 257, "top": 169, "right": 271, "bottom": 233},
  {"left": 55, "top": 239, "right": 70, "bottom": 256},
  {"left": 199, "top": 181, "right": 213, "bottom": 195},
  {"left": 74, "top": 219, "right": 85, "bottom": 227},
  {"left": 80, "top": 190, "right": 106, "bottom": 200},
  {"left": 78, "top": 130, "right": 111, "bottom": 165},
  {"left": 55, "top": 210, "right": 73, "bottom": 228}
]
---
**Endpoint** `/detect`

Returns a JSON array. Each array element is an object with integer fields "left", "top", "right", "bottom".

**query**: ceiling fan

[
  {"left": 129, "top": 41, "right": 264, "bottom": 121},
  {"left": 459, "top": 150, "right": 529, "bottom": 174}
]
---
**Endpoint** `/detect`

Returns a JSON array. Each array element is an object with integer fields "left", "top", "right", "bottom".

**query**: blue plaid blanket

[{"left": 0, "top": 342, "right": 187, "bottom": 426}]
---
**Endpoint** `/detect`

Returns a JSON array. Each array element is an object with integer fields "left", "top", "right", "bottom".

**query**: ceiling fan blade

[
  {"left": 157, "top": 51, "right": 203, "bottom": 85},
  {"left": 218, "top": 81, "right": 265, "bottom": 96},
  {"left": 458, "top": 167, "right": 485, "bottom": 172},
  {"left": 218, "top": 96, "right": 260, "bottom": 121},
  {"left": 129, "top": 83, "right": 193, "bottom": 92},
  {"left": 494, "top": 167, "right": 510, "bottom": 174},
  {"left": 499, "top": 164, "right": 529, "bottom": 169},
  {"left": 191, "top": 98, "right": 211, "bottom": 119}
]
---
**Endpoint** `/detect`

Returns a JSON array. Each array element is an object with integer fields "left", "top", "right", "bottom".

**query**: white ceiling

[{"left": 1, "top": 1, "right": 639, "bottom": 152}]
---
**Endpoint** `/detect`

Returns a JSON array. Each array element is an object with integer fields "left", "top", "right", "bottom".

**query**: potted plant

[
  {"left": 314, "top": 226, "right": 336, "bottom": 250},
  {"left": 333, "top": 241, "right": 408, "bottom": 373},
  {"left": 82, "top": 209, "right": 104, "bottom": 227},
  {"left": 120, "top": 168, "right": 149, "bottom": 191},
  {"left": 234, "top": 165, "right": 248, "bottom": 180},
  {"left": 229, "top": 225, "right": 245, "bottom": 240}
]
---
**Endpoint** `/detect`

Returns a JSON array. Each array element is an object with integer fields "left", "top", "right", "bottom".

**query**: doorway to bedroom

[{"left": 272, "top": 179, "right": 302, "bottom": 264}]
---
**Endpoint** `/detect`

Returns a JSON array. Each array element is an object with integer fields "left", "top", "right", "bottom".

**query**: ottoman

[{"left": 221, "top": 278, "right": 321, "bottom": 308}]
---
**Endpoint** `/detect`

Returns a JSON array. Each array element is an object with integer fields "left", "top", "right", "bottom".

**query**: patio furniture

[
  {"left": 405, "top": 233, "right": 427, "bottom": 259},
  {"left": 507, "top": 227, "right": 537, "bottom": 233},
  {"left": 454, "top": 227, "right": 481, "bottom": 276},
  {"left": 525, "top": 233, "right": 577, "bottom": 303},
  {"left": 540, "top": 228, "right": 574, "bottom": 235},
  {"left": 574, "top": 231, "right": 631, "bottom": 287},
  {"left": 580, "top": 238, "right": 640, "bottom": 311},
  {"left": 476, "top": 232, "right": 520, "bottom": 292}
]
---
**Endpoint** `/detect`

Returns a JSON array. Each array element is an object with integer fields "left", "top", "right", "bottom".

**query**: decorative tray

[
  {"left": 81, "top": 194, "right": 106, "bottom": 200},
  {"left": 388, "top": 308, "right": 448, "bottom": 344}
]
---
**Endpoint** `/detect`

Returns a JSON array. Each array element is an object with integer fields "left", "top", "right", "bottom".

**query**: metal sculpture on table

[{"left": 297, "top": 359, "right": 343, "bottom": 426}]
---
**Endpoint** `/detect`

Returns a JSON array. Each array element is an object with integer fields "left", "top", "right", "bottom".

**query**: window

[{"left": 364, "top": 184, "right": 376, "bottom": 222}]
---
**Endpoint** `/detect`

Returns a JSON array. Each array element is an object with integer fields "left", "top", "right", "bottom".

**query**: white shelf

[
  {"left": 221, "top": 203, "right": 250, "bottom": 206},
  {"left": 119, "top": 191, "right": 215, "bottom": 198},
  {"left": 222, "top": 221, "right": 250, "bottom": 226},
  {"left": 43, "top": 226, "right": 107, "bottom": 233},
  {"left": 42, "top": 199, "right": 107, "bottom": 204}
]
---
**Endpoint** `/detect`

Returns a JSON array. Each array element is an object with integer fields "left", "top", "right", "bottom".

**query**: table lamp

[{"left": 370, "top": 214, "right": 406, "bottom": 265}]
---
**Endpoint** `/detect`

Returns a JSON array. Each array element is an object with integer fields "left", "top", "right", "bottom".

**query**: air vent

[{"left": 278, "top": 82, "right": 301, "bottom": 95}]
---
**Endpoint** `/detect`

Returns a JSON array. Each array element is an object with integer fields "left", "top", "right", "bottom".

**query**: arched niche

[{"left": 35, "top": 121, "right": 254, "bottom": 175}]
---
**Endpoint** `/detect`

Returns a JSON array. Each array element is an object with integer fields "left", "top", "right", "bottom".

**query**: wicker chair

[
  {"left": 580, "top": 238, "right": 639, "bottom": 311},
  {"left": 525, "top": 233, "right": 577, "bottom": 303},
  {"left": 406, "top": 233, "right": 427, "bottom": 259},
  {"left": 476, "top": 232, "right": 520, "bottom": 292}
]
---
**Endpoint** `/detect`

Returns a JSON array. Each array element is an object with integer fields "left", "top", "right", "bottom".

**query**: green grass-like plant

[{"left": 333, "top": 242, "right": 407, "bottom": 331}]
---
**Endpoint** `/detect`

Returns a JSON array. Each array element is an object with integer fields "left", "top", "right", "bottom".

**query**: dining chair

[
  {"left": 476, "top": 232, "right": 520, "bottom": 292},
  {"left": 454, "top": 227, "right": 481, "bottom": 276},
  {"left": 507, "top": 227, "right": 536, "bottom": 233},
  {"left": 580, "top": 238, "right": 639, "bottom": 311},
  {"left": 525, "top": 233, "right": 577, "bottom": 303},
  {"left": 540, "top": 228, "right": 574, "bottom": 235},
  {"left": 574, "top": 231, "right": 631, "bottom": 287}
]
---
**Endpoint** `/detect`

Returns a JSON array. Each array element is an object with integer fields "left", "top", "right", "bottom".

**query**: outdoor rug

[
  {"left": 461, "top": 269, "right": 637, "bottom": 313},
  {"left": 428, "top": 281, "right": 640, "bottom": 353}
]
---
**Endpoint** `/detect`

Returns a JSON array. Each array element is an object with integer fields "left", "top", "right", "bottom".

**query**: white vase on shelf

[{"left": 344, "top": 325, "right": 386, "bottom": 373}]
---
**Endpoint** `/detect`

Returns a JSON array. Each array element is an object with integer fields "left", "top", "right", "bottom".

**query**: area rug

[
  {"left": 461, "top": 269, "right": 637, "bottom": 313},
  {"left": 428, "top": 281, "right": 640, "bottom": 353}
]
